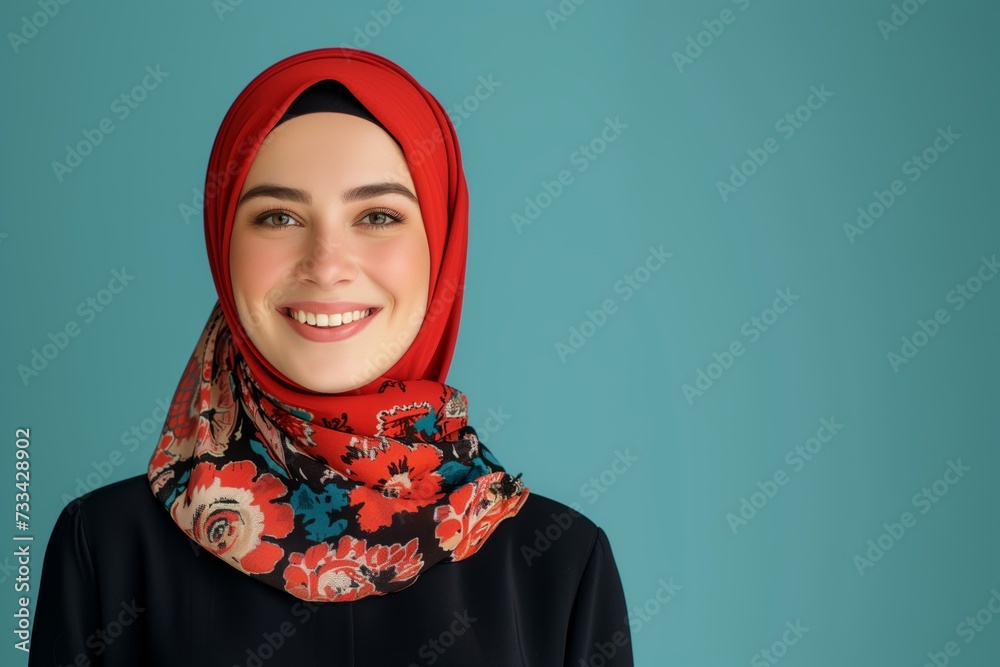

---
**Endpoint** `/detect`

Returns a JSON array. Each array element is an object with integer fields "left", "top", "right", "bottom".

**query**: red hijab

[
  {"left": 208, "top": 47, "right": 465, "bottom": 396},
  {"left": 148, "top": 48, "right": 528, "bottom": 603}
]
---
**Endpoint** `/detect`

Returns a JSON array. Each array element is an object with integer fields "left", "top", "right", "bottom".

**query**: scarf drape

[{"left": 147, "top": 48, "right": 529, "bottom": 602}]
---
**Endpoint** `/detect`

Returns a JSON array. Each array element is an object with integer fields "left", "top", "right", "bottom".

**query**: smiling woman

[{"left": 28, "top": 48, "right": 633, "bottom": 666}]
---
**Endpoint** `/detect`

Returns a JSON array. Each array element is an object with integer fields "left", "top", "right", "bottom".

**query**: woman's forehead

[{"left": 243, "top": 113, "right": 414, "bottom": 191}]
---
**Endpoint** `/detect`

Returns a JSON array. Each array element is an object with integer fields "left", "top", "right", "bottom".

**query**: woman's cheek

[
  {"left": 365, "top": 236, "right": 430, "bottom": 303},
  {"left": 232, "top": 235, "right": 292, "bottom": 304}
]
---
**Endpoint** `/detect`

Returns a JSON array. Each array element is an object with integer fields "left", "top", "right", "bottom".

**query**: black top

[{"left": 27, "top": 474, "right": 634, "bottom": 666}]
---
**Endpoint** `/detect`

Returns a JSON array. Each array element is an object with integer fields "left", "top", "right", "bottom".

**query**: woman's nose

[{"left": 295, "top": 229, "right": 358, "bottom": 288}]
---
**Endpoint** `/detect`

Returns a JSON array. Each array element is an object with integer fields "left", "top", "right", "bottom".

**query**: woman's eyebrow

[
  {"left": 238, "top": 182, "right": 418, "bottom": 206},
  {"left": 238, "top": 184, "right": 310, "bottom": 205},
  {"left": 342, "top": 182, "right": 418, "bottom": 205}
]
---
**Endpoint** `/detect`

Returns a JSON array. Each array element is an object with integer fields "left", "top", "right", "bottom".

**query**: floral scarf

[
  {"left": 148, "top": 303, "right": 527, "bottom": 602},
  {"left": 147, "top": 48, "right": 529, "bottom": 602}
]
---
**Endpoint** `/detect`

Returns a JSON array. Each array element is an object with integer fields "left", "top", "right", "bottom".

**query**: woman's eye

[
  {"left": 359, "top": 210, "right": 405, "bottom": 228},
  {"left": 257, "top": 212, "right": 297, "bottom": 227}
]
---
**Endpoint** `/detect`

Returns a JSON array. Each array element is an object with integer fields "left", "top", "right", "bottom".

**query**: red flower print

[
  {"left": 434, "top": 473, "right": 527, "bottom": 560},
  {"left": 165, "top": 355, "right": 201, "bottom": 440},
  {"left": 438, "top": 389, "right": 468, "bottom": 439},
  {"left": 149, "top": 431, "right": 193, "bottom": 495},
  {"left": 283, "top": 535, "right": 423, "bottom": 602},
  {"left": 267, "top": 396, "right": 317, "bottom": 447},
  {"left": 346, "top": 440, "right": 444, "bottom": 532},
  {"left": 198, "top": 339, "right": 237, "bottom": 455},
  {"left": 171, "top": 460, "right": 294, "bottom": 574},
  {"left": 237, "top": 376, "right": 292, "bottom": 472},
  {"left": 376, "top": 403, "right": 434, "bottom": 440}
]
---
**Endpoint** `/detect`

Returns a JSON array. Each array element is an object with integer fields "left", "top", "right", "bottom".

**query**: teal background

[{"left": 2, "top": 0, "right": 998, "bottom": 665}]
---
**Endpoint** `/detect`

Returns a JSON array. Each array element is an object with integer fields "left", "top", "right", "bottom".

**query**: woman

[{"left": 28, "top": 48, "right": 633, "bottom": 666}]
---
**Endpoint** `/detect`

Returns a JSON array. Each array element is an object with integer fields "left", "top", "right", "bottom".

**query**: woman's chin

[{"left": 273, "top": 356, "right": 383, "bottom": 394}]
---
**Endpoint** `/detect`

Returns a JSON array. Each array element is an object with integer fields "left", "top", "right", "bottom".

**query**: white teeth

[{"left": 287, "top": 308, "right": 372, "bottom": 328}]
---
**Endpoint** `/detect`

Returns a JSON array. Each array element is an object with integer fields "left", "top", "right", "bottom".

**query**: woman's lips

[
  {"left": 286, "top": 307, "right": 373, "bottom": 327},
  {"left": 280, "top": 306, "right": 380, "bottom": 342}
]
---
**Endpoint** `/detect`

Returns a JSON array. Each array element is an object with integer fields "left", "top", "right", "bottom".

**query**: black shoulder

[
  {"left": 64, "top": 473, "right": 155, "bottom": 510},
  {"left": 516, "top": 492, "right": 598, "bottom": 529},
  {"left": 498, "top": 490, "right": 604, "bottom": 559},
  {"left": 59, "top": 473, "right": 164, "bottom": 532}
]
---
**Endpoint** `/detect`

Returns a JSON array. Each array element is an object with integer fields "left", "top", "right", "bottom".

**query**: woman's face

[{"left": 230, "top": 112, "right": 430, "bottom": 394}]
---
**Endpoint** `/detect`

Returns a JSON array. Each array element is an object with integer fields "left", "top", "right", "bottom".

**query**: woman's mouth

[{"left": 284, "top": 307, "right": 377, "bottom": 328}]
